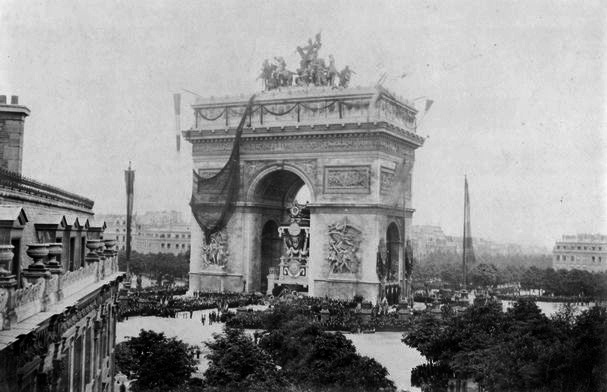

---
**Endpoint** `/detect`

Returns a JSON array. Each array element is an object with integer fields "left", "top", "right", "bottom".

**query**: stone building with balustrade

[{"left": 0, "top": 95, "right": 124, "bottom": 392}]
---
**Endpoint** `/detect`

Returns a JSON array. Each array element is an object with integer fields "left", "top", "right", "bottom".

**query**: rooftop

[{"left": 0, "top": 167, "right": 94, "bottom": 211}]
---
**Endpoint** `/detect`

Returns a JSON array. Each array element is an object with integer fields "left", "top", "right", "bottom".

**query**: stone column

[{"left": 0, "top": 244, "right": 17, "bottom": 329}]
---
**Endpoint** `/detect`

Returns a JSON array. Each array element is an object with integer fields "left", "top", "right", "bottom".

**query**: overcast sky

[{"left": 1, "top": 0, "right": 605, "bottom": 247}]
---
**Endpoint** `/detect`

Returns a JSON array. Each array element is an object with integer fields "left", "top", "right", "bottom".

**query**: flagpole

[
  {"left": 125, "top": 162, "right": 135, "bottom": 276},
  {"left": 462, "top": 174, "right": 468, "bottom": 290}
]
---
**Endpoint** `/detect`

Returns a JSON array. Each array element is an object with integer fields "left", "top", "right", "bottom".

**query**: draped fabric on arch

[{"left": 190, "top": 95, "right": 255, "bottom": 242}]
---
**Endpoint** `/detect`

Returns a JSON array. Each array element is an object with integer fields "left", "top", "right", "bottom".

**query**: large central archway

[{"left": 249, "top": 168, "right": 311, "bottom": 292}]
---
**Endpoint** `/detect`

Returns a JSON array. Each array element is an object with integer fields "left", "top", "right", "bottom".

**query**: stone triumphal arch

[{"left": 184, "top": 86, "right": 424, "bottom": 300}]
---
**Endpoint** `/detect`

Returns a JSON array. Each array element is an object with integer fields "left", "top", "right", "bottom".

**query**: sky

[{"left": 0, "top": 0, "right": 605, "bottom": 248}]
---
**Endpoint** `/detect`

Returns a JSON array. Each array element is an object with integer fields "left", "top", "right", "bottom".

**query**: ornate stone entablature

[
  {"left": 183, "top": 86, "right": 424, "bottom": 146},
  {"left": 189, "top": 129, "right": 422, "bottom": 157}
]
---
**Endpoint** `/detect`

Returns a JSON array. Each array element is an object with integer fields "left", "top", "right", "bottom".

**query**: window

[
  {"left": 556, "top": 255, "right": 560, "bottom": 261},
  {"left": 577, "top": 246, "right": 581, "bottom": 250},
  {"left": 592, "top": 256, "right": 596, "bottom": 263},
  {"left": 167, "top": 244, "right": 171, "bottom": 249},
  {"left": 161, "top": 243, "right": 165, "bottom": 248}
]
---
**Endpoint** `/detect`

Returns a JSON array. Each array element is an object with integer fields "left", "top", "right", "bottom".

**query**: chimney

[{"left": 0, "top": 95, "right": 30, "bottom": 174}]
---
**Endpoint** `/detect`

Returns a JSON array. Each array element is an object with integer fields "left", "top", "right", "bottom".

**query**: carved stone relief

[
  {"left": 380, "top": 167, "right": 396, "bottom": 195},
  {"left": 327, "top": 219, "right": 363, "bottom": 274},
  {"left": 201, "top": 230, "right": 229, "bottom": 269},
  {"left": 324, "top": 165, "right": 370, "bottom": 193}
]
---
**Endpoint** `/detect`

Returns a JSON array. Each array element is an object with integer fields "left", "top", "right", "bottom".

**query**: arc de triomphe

[{"left": 183, "top": 86, "right": 424, "bottom": 301}]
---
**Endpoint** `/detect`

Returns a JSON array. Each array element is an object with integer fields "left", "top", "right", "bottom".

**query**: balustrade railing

[
  {"left": 61, "top": 263, "right": 97, "bottom": 298},
  {"left": 0, "top": 247, "right": 120, "bottom": 330},
  {"left": 0, "top": 291, "right": 7, "bottom": 316},
  {"left": 14, "top": 279, "right": 45, "bottom": 322}
]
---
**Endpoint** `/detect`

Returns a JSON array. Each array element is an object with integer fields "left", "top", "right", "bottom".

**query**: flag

[
  {"left": 124, "top": 162, "right": 135, "bottom": 273},
  {"left": 424, "top": 99, "right": 434, "bottom": 113},
  {"left": 174, "top": 93, "right": 181, "bottom": 151},
  {"left": 190, "top": 95, "right": 255, "bottom": 242},
  {"left": 462, "top": 176, "right": 475, "bottom": 288}
]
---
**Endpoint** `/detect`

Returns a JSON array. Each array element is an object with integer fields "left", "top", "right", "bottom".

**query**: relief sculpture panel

[
  {"left": 201, "top": 230, "right": 229, "bottom": 270},
  {"left": 327, "top": 219, "right": 363, "bottom": 274},
  {"left": 324, "top": 165, "right": 370, "bottom": 193}
]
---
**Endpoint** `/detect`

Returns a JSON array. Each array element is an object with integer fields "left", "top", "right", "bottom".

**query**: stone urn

[
  {"left": 97, "top": 243, "right": 107, "bottom": 260},
  {"left": 0, "top": 244, "right": 14, "bottom": 276},
  {"left": 85, "top": 240, "right": 102, "bottom": 263},
  {"left": 103, "top": 239, "right": 116, "bottom": 257},
  {"left": 47, "top": 243, "right": 63, "bottom": 271},
  {"left": 26, "top": 243, "right": 49, "bottom": 270}
]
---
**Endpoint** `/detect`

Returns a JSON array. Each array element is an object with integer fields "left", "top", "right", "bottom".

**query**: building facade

[
  {"left": 132, "top": 223, "right": 191, "bottom": 255},
  {"left": 96, "top": 214, "right": 130, "bottom": 251},
  {"left": 552, "top": 234, "right": 607, "bottom": 272},
  {"left": 97, "top": 212, "right": 191, "bottom": 255},
  {"left": 0, "top": 96, "right": 124, "bottom": 392}
]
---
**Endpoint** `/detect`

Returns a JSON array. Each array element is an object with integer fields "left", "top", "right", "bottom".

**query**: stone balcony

[
  {"left": 183, "top": 86, "right": 424, "bottom": 147},
  {"left": 0, "top": 240, "right": 123, "bottom": 347}
]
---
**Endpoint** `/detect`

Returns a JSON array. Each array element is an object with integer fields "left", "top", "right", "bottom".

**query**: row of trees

[
  {"left": 413, "top": 260, "right": 607, "bottom": 299},
  {"left": 116, "top": 304, "right": 397, "bottom": 392},
  {"left": 419, "top": 250, "right": 552, "bottom": 269},
  {"left": 403, "top": 299, "right": 607, "bottom": 392},
  {"left": 117, "top": 250, "right": 190, "bottom": 281}
]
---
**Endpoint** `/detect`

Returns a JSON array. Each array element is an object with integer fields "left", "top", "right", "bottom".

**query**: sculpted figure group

[{"left": 259, "top": 33, "right": 355, "bottom": 90}]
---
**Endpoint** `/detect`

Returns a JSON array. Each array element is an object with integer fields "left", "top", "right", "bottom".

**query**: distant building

[
  {"left": 552, "top": 234, "right": 607, "bottom": 272},
  {"left": 0, "top": 95, "right": 123, "bottom": 391},
  {"left": 411, "top": 225, "right": 454, "bottom": 257},
  {"left": 97, "top": 211, "right": 191, "bottom": 255},
  {"left": 133, "top": 223, "right": 191, "bottom": 255},
  {"left": 96, "top": 213, "right": 131, "bottom": 251},
  {"left": 413, "top": 225, "right": 547, "bottom": 261}
]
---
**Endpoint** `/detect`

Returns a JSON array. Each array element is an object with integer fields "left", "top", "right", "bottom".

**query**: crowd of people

[
  {"left": 117, "top": 285, "right": 415, "bottom": 331},
  {"left": 117, "top": 288, "right": 265, "bottom": 320},
  {"left": 223, "top": 294, "right": 415, "bottom": 332}
]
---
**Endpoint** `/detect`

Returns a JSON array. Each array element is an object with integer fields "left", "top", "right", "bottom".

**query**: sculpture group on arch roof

[{"left": 259, "top": 33, "right": 355, "bottom": 91}]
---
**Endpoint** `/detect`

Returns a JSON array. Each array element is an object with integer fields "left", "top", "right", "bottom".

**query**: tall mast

[
  {"left": 124, "top": 162, "right": 135, "bottom": 275},
  {"left": 462, "top": 176, "right": 467, "bottom": 290},
  {"left": 462, "top": 175, "right": 473, "bottom": 290}
]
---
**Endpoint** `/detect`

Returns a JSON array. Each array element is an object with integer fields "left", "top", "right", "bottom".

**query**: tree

[
  {"left": 259, "top": 315, "right": 396, "bottom": 392},
  {"left": 468, "top": 263, "right": 498, "bottom": 288},
  {"left": 204, "top": 328, "right": 289, "bottom": 392},
  {"left": 115, "top": 330, "right": 197, "bottom": 392},
  {"left": 403, "top": 298, "right": 607, "bottom": 392}
]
